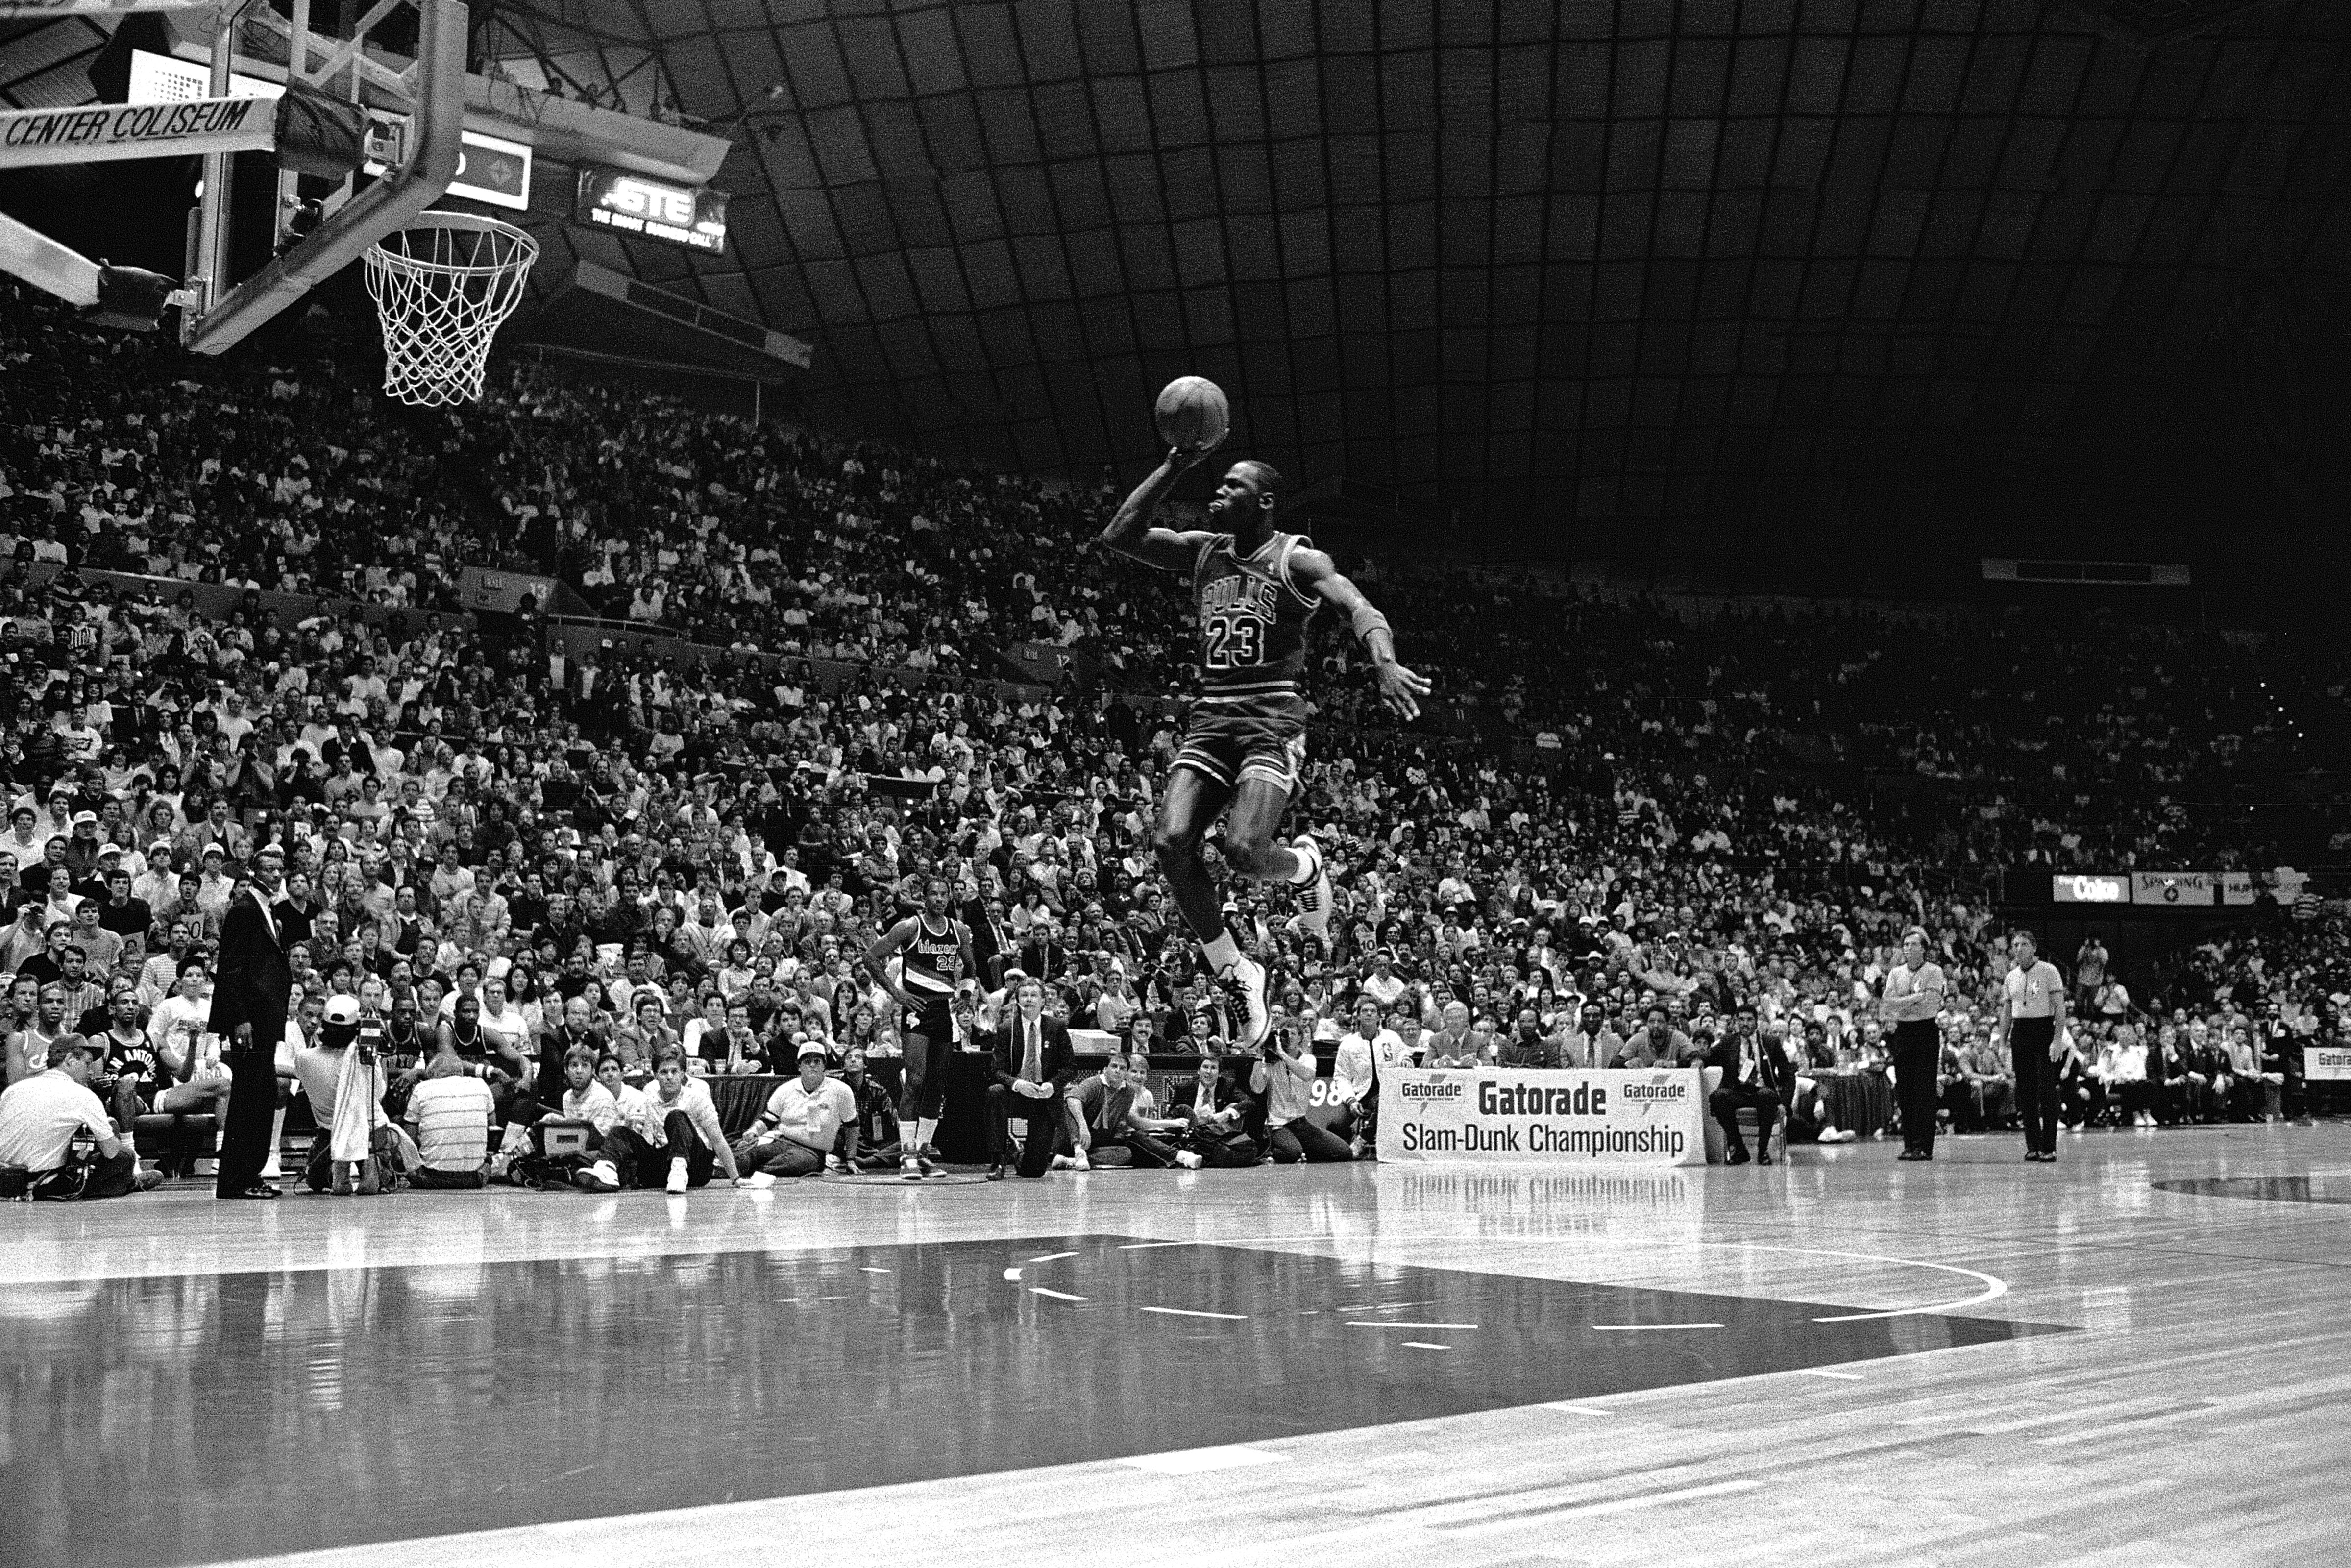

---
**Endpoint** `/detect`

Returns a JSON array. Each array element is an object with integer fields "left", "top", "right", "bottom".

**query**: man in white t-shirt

[
  {"left": 0, "top": 1037, "right": 160, "bottom": 1198},
  {"left": 600, "top": 1044, "right": 745, "bottom": 1193},
  {"left": 733, "top": 1045, "right": 857, "bottom": 1179}
]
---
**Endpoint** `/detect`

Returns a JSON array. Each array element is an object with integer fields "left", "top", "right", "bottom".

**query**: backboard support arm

[{"left": 182, "top": 0, "right": 465, "bottom": 355}]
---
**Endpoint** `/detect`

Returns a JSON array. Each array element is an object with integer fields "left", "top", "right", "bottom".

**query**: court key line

[
  {"left": 1443, "top": 1477, "right": 1763, "bottom": 1533},
  {"left": 1346, "top": 1321, "right": 1479, "bottom": 1330},
  {"left": 1727, "top": 1245, "right": 2009, "bottom": 1322},
  {"left": 1590, "top": 1322, "right": 1725, "bottom": 1332},
  {"left": 1179, "top": 1230, "right": 2012, "bottom": 1324},
  {"left": 1029, "top": 1287, "right": 1087, "bottom": 1303},
  {"left": 1139, "top": 1306, "right": 1249, "bottom": 1321}
]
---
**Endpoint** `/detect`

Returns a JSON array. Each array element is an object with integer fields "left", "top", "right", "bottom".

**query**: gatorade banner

[
  {"left": 1376, "top": 1067, "right": 1704, "bottom": 1166},
  {"left": 2307, "top": 1044, "right": 2351, "bottom": 1082}
]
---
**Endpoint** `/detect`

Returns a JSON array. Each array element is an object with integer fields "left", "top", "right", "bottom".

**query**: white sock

[
  {"left": 915, "top": 1118, "right": 937, "bottom": 1150},
  {"left": 1286, "top": 838, "right": 1320, "bottom": 885},
  {"left": 1204, "top": 931, "right": 1242, "bottom": 973}
]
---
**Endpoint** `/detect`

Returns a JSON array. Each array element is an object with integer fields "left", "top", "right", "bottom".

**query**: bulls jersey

[
  {"left": 1192, "top": 531, "right": 1320, "bottom": 716},
  {"left": 901, "top": 915, "right": 968, "bottom": 1003}
]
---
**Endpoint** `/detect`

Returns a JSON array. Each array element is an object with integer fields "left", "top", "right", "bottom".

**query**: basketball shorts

[
  {"left": 1175, "top": 705, "right": 1307, "bottom": 795},
  {"left": 907, "top": 1000, "right": 953, "bottom": 1046}
]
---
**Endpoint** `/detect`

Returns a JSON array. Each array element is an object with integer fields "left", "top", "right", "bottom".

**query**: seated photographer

[
  {"left": 0, "top": 1036, "right": 162, "bottom": 1199},
  {"left": 1166, "top": 1052, "right": 1256, "bottom": 1168},
  {"left": 290, "top": 992, "right": 396, "bottom": 1195},
  {"left": 487, "top": 1046, "right": 619, "bottom": 1187},
  {"left": 1060, "top": 1051, "right": 1180, "bottom": 1170},
  {"left": 838, "top": 1046, "right": 902, "bottom": 1169},
  {"left": 1251, "top": 1014, "right": 1360, "bottom": 1164},
  {"left": 732, "top": 1044, "right": 856, "bottom": 1180}
]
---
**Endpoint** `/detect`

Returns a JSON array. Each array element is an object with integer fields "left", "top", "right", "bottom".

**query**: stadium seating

[{"left": 1, "top": 280, "right": 2343, "bottom": 1187}]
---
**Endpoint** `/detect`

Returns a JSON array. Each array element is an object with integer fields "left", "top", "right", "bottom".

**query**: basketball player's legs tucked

[{"left": 1153, "top": 768, "right": 1325, "bottom": 1048}]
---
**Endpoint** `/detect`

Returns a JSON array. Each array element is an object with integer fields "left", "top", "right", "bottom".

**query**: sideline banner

[
  {"left": 2133, "top": 870, "right": 2216, "bottom": 906},
  {"left": 1376, "top": 1067, "right": 1704, "bottom": 1166},
  {"left": 2307, "top": 1044, "right": 2351, "bottom": 1082}
]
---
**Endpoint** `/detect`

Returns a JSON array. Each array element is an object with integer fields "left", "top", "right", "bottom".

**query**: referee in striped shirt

[
  {"left": 1998, "top": 930, "right": 2069, "bottom": 1164},
  {"left": 1882, "top": 927, "right": 1948, "bottom": 1161}
]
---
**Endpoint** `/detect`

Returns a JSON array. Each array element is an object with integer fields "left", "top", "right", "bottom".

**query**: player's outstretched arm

[
  {"left": 1289, "top": 548, "right": 1434, "bottom": 721},
  {"left": 1100, "top": 445, "right": 1221, "bottom": 571}
]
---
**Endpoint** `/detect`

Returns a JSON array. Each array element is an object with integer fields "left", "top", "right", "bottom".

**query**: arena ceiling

[
  {"left": 463, "top": 0, "right": 2351, "bottom": 562},
  {"left": 15, "top": 1, "right": 2351, "bottom": 567}
]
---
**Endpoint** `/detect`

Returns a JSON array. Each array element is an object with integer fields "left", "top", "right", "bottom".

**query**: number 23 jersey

[{"left": 1192, "top": 531, "right": 1320, "bottom": 719}]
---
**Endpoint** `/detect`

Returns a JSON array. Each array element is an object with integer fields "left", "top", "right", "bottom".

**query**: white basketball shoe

[{"left": 1291, "top": 834, "right": 1331, "bottom": 944}]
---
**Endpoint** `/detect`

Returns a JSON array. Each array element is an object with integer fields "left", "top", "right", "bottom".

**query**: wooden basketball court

[{"left": 4, "top": 1126, "right": 2344, "bottom": 1567}]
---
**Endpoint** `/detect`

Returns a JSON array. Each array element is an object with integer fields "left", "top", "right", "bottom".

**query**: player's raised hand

[
  {"left": 1168, "top": 437, "right": 1223, "bottom": 470},
  {"left": 1375, "top": 660, "right": 1432, "bottom": 721}
]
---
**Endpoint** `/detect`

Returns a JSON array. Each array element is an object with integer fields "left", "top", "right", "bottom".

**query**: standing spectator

[
  {"left": 2074, "top": 935, "right": 2108, "bottom": 1014},
  {"left": 210, "top": 842, "right": 292, "bottom": 1200}
]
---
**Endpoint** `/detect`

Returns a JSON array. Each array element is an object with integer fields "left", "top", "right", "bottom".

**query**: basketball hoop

[{"left": 363, "top": 210, "right": 537, "bottom": 406}]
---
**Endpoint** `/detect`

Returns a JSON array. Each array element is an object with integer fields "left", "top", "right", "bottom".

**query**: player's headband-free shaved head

[{"left": 1230, "top": 459, "right": 1284, "bottom": 500}]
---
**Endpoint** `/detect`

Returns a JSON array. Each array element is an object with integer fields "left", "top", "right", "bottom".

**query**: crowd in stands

[{"left": 0, "top": 282, "right": 2346, "bottom": 1198}]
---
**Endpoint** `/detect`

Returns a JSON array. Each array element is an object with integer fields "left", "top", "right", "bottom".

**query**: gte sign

[
  {"left": 598, "top": 176, "right": 692, "bottom": 226},
  {"left": 576, "top": 166, "right": 729, "bottom": 253}
]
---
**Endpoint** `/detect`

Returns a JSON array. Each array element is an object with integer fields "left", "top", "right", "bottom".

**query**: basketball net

[{"left": 363, "top": 211, "right": 537, "bottom": 407}]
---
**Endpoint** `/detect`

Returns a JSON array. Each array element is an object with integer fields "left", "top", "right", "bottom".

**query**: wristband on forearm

[{"left": 1349, "top": 602, "right": 1391, "bottom": 650}]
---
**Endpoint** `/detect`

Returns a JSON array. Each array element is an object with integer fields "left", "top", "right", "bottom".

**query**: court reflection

[
  {"left": 0, "top": 1233, "right": 2057, "bottom": 1567},
  {"left": 2153, "top": 1176, "right": 2351, "bottom": 1204}
]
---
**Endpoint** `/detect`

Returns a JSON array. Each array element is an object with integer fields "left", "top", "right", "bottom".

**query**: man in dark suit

[
  {"left": 985, "top": 977, "right": 1074, "bottom": 1179},
  {"left": 211, "top": 843, "right": 293, "bottom": 1199},
  {"left": 963, "top": 891, "right": 1015, "bottom": 991},
  {"left": 1707, "top": 1009, "right": 1796, "bottom": 1166},
  {"left": 1164, "top": 1053, "right": 1261, "bottom": 1167}
]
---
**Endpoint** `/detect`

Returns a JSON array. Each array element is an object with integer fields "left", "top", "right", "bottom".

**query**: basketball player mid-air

[
  {"left": 860, "top": 876, "right": 976, "bottom": 1180},
  {"left": 1102, "top": 437, "right": 1430, "bottom": 1050}
]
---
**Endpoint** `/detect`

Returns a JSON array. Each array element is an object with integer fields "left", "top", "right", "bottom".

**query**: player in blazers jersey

[
  {"left": 860, "top": 877, "right": 977, "bottom": 1179},
  {"left": 1102, "top": 438, "right": 1429, "bottom": 1048}
]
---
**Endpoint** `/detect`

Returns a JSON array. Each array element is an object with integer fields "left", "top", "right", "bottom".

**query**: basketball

[{"left": 1155, "top": 375, "right": 1230, "bottom": 452}]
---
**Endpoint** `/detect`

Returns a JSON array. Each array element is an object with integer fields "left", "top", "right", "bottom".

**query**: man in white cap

[
  {"left": 291, "top": 992, "right": 390, "bottom": 1194},
  {"left": 732, "top": 1044, "right": 857, "bottom": 1181}
]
